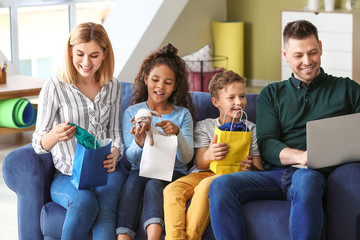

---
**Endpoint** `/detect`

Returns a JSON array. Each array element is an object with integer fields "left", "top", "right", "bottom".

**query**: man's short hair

[
  {"left": 208, "top": 70, "right": 247, "bottom": 99},
  {"left": 283, "top": 20, "right": 319, "bottom": 48}
]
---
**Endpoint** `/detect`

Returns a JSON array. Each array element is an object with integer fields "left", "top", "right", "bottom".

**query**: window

[
  {"left": 17, "top": 5, "right": 69, "bottom": 77},
  {"left": 5, "top": 1, "right": 116, "bottom": 78},
  {"left": 0, "top": 7, "right": 11, "bottom": 61}
]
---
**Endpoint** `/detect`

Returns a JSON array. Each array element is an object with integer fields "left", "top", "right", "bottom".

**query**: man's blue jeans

[
  {"left": 208, "top": 167, "right": 326, "bottom": 240},
  {"left": 116, "top": 170, "right": 184, "bottom": 239},
  {"left": 50, "top": 164, "right": 128, "bottom": 240}
]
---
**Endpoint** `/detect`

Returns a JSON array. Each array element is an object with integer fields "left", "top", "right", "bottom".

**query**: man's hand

[{"left": 279, "top": 148, "right": 307, "bottom": 166}]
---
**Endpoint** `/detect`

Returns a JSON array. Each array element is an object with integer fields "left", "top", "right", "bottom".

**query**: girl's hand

[
  {"left": 103, "top": 147, "right": 120, "bottom": 173},
  {"left": 54, "top": 121, "right": 77, "bottom": 143},
  {"left": 130, "top": 124, "right": 147, "bottom": 148},
  {"left": 155, "top": 120, "right": 179, "bottom": 135},
  {"left": 241, "top": 155, "right": 254, "bottom": 171}
]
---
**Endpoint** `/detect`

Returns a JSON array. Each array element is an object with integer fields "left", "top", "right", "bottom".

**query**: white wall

[
  {"left": 162, "top": 0, "right": 227, "bottom": 56},
  {"left": 105, "top": 0, "right": 227, "bottom": 83}
]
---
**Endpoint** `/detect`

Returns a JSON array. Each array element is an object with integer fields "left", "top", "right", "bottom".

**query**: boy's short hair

[
  {"left": 208, "top": 70, "right": 247, "bottom": 99},
  {"left": 283, "top": 20, "right": 319, "bottom": 48}
]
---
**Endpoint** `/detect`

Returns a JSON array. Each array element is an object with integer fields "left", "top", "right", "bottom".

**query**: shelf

[
  {"left": 0, "top": 126, "right": 35, "bottom": 135},
  {"left": 0, "top": 74, "right": 45, "bottom": 135},
  {"left": 0, "top": 74, "right": 45, "bottom": 100}
]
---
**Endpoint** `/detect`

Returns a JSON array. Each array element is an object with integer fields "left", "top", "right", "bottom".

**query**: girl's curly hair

[{"left": 131, "top": 43, "right": 195, "bottom": 118}]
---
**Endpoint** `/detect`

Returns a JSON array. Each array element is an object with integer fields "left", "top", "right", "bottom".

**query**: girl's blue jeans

[
  {"left": 116, "top": 170, "right": 185, "bottom": 239},
  {"left": 208, "top": 167, "right": 326, "bottom": 240},
  {"left": 50, "top": 164, "right": 128, "bottom": 240}
]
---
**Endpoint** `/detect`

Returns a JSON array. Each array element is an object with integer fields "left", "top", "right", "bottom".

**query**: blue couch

[{"left": 2, "top": 81, "right": 360, "bottom": 240}]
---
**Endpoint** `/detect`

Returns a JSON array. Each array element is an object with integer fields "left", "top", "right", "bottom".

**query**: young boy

[{"left": 163, "top": 70, "right": 262, "bottom": 240}]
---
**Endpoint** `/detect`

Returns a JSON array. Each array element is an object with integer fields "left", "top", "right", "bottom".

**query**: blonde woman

[{"left": 32, "top": 22, "right": 128, "bottom": 240}]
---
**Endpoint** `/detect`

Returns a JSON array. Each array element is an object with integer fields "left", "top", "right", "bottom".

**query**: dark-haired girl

[{"left": 116, "top": 43, "right": 194, "bottom": 240}]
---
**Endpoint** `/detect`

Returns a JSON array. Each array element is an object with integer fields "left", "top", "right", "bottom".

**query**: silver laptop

[{"left": 306, "top": 113, "right": 360, "bottom": 169}]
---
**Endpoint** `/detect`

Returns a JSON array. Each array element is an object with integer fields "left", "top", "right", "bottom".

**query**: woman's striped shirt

[{"left": 32, "top": 76, "right": 123, "bottom": 175}]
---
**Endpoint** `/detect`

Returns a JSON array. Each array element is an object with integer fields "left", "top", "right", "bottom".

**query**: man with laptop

[{"left": 208, "top": 20, "right": 360, "bottom": 240}]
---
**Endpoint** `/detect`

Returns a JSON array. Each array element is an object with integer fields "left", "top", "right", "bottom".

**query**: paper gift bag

[
  {"left": 140, "top": 133, "right": 178, "bottom": 181},
  {"left": 210, "top": 106, "right": 252, "bottom": 175},
  {"left": 71, "top": 130, "right": 112, "bottom": 189}
]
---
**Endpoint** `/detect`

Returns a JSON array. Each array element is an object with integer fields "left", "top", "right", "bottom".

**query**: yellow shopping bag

[{"left": 210, "top": 106, "right": 252, "bottom": 175}]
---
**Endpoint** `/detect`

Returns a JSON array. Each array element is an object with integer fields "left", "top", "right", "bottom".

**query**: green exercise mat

[
  {"left": 69, "top": 123, "right": 101, "bottom": 149},
  {"left": 0, "top": 98, "right": 37, "bottom": 128}
]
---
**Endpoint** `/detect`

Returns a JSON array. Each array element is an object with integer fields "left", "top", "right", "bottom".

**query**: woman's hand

[
  {"left": 155, "top": 120, "right": 179, "bottom": 135},
  {"left": 103, "top": 147, "right": 120, "bottom": 173},
  {"left": 54, "top": 121, "right": 77, "bottom": 143},
  {"left": 130, "top": 124, "right": 147, "bottom": 148},
  {"left": 41, "top": 121, "right": 77, "bottom": 151}
]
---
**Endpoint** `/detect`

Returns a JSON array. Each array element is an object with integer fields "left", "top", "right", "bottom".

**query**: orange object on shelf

[{"left": 0, "top": 71, "right": 6, "bottom": 84}]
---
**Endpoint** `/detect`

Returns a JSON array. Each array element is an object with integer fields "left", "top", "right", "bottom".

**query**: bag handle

[
  {"left": 91, "top": 122, "right": 106, "bottom": 149},
  {"left": 222, "top": 105, "right": 248, "bottom": 132},
  {"left": 91, "top": 122, "right": 103, "bottom": 133}
]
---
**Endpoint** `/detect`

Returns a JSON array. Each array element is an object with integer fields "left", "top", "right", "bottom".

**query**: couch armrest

[
  {"left": 2, "top": 143, "right": 54, "bottom": 240},
  {"left": 326, "top": 163, "right": 360, "bottom": 240}
]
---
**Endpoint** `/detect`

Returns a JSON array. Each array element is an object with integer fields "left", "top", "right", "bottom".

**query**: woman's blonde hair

[{"left": 59, "top": 22, "right": 114, "bottom": 87}]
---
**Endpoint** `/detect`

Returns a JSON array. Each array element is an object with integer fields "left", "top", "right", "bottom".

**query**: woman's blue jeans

[
  {"left": 208, "top": 167, "right": 326, "bottom": 240},
  {"left": 116, "top": 170, "right": 184, "bottom": 239},
  {"left": 50, "top": 164, "right": 128, "bottom": 240}
]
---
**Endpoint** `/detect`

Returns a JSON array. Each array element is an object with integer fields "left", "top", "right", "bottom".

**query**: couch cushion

[
  {"left": 243, "top": 200, "right": 290, "bottom": 240},
  {"left": 120, "top": 81, "right": 133, "bottom": 117},
  {"left": 243, "top": 200, "right": 326, "bottom": 240},
  {"left": 41, "top": 202, "right": 66, "bottom": 239},
  {"left": 190, "top": 91, "right": 219, "bottom": 123}
]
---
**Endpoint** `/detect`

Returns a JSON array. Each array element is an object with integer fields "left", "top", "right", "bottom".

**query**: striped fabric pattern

[
  {"left": 32, "top": 76, "right": 123, "bottom": 175},
  {"left": 191, "top": 118, "right": 259, "bottom": 173}
]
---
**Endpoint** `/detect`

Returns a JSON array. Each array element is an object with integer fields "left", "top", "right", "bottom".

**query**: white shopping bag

[{"left": 140, "top": 132, "right": 178, "bottom": 181}]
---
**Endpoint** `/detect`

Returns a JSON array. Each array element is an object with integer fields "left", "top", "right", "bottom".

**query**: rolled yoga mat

[
  {"left": 211, "top": 21, "right": 244, "bottom": 76},
  {"left": 0, "top": 98, "right": 37, "bottom": 128}
]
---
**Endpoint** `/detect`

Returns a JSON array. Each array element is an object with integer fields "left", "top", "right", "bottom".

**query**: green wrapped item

[
  {"left": 69, "top": 123, "right": 101, "bottom": 149},
  {"left": 0, "top": 98, "right": 37, "bottom": 128}
]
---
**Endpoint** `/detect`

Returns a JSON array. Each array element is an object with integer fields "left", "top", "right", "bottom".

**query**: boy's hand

[
  {"left": 207, "top": 134, "right": 229, "bottom": 161},
  {"left": 241, "top": 155, "right": 253, "bottom": 171},
  {"left": 155, "top": 120, "right": 179, "bottom": 135}
]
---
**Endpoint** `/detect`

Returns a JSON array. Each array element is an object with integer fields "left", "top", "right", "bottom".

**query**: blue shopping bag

[{"left": 70, "top": 135, "right": 112, "bottom": 189}]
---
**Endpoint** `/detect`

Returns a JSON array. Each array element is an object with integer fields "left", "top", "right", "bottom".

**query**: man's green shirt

[{"left": 256, "top": 70, "right": 360, "bottom": 173}]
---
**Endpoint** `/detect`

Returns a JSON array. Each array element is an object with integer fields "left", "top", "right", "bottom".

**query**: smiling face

[
  {"left": 212, "top": 81, "right": 247, "bottom": 124},
  {"left": 144, "top": 64, "right": 176, "bottom": 108},
  {"left": 71, "top": 40, "right": 106, "bottom": 81},
  {"left": 282, "top": 35, "right": 322, "bottom": 84}
]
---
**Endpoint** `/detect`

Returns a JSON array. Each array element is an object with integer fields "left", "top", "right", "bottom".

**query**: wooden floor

[{"left": 0, "top": 131, "right": 33, "bottom": 240}]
